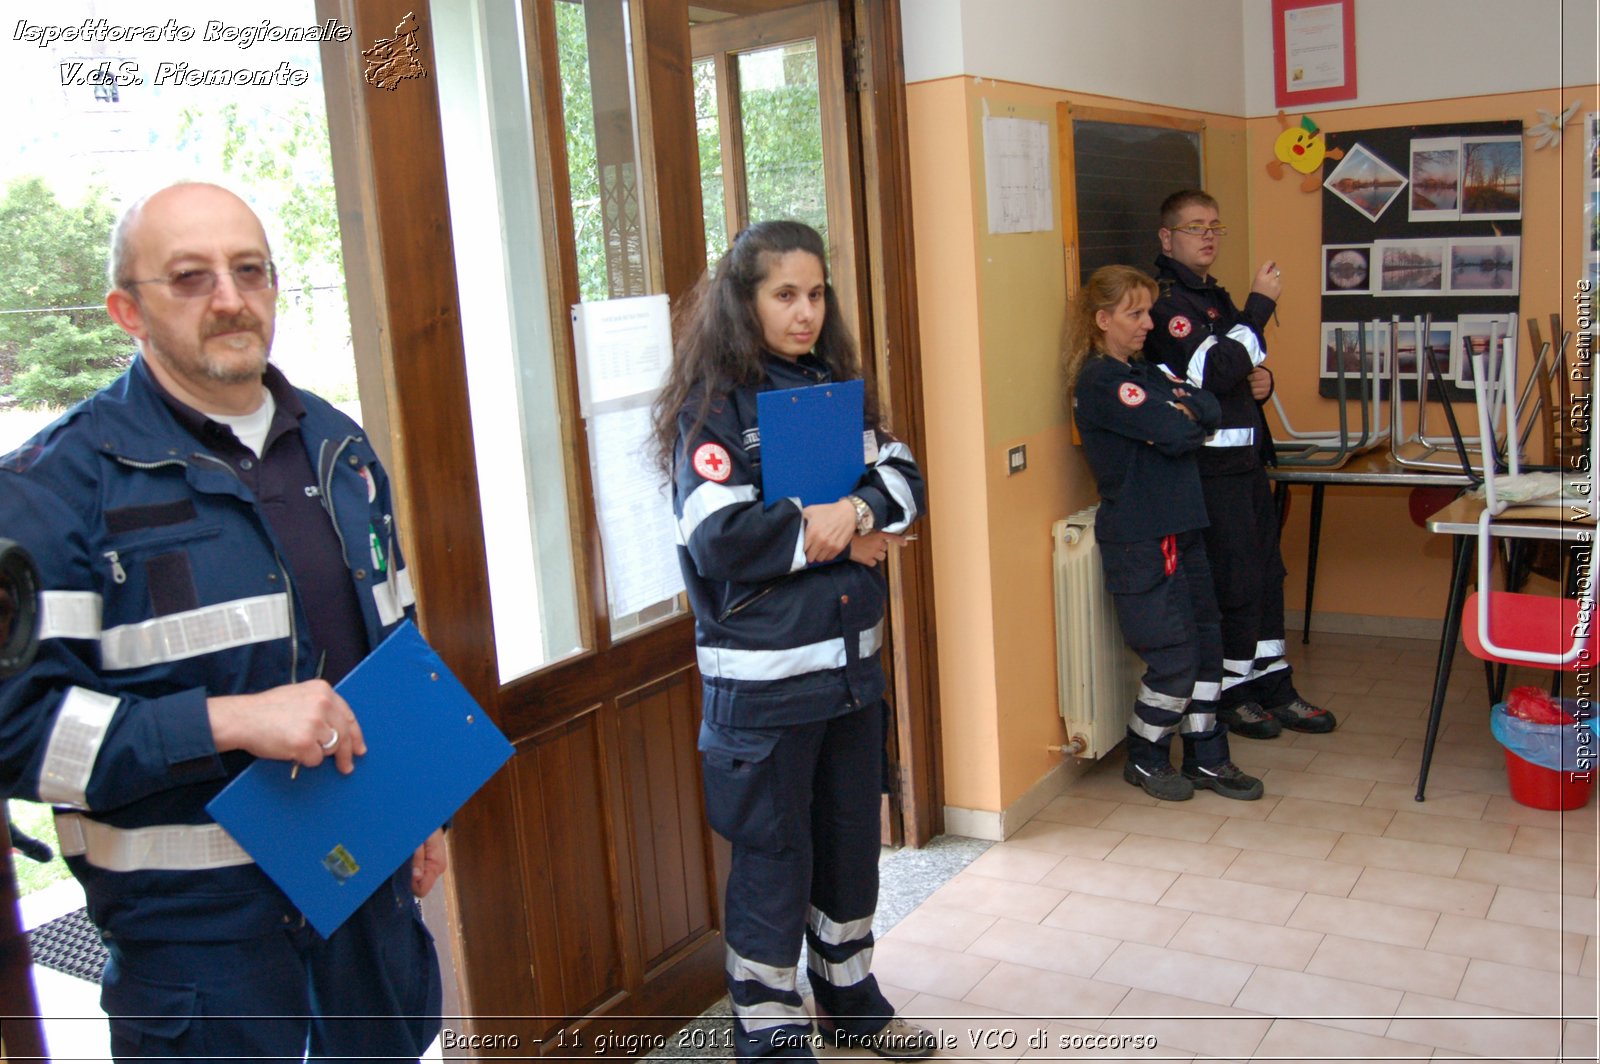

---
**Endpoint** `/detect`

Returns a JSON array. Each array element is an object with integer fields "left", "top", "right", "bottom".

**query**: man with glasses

[
  {"left": 1146, "top": 189, "right": 1337, "bottom": 744},
  {"left": 0, "top": 182, "right": 444, "bottom": 1059}
]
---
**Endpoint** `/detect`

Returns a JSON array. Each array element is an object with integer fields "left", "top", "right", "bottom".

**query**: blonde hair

[{"left": 1062, "top": 265, "right": 1159, "bottom": 384}]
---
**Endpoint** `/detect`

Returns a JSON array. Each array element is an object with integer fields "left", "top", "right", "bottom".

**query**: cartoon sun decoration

[{"left": 1267, "top": 112, "right": 1344, "bottom": 193}]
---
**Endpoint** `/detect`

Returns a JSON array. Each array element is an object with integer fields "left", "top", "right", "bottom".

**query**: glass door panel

[{"left": 737, "top": 40, "right": 827, "bottom": 245}]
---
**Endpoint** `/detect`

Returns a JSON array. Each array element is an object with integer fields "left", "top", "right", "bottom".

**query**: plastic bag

[
  {"left": 1491, "top": 700, "right": 1598, "bottom": 772},
  {"left": 1505, "top": 686, "right": 1572, "bottom": 725}
]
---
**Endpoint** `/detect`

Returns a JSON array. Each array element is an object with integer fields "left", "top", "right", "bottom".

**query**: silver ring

[
  {"left": 1274, "top": 269, "right": 1282, "bottom": 277},
  {"left": 320, "top": 728, "right": 340, "bottom": 752}
]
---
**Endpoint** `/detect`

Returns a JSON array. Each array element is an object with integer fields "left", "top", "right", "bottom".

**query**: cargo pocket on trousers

[
  {"left": 1099, "top": 539, "right": 1166, "bottom": 595},
  {"left": 699, "top": 723, "right": 786, "bottom": 851},
  {"left": 102, "top": 966, "right": 204, "bottom": 1056}
]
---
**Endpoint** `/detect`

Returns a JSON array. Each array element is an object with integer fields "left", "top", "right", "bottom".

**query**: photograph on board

[
  {"left": 1392, "top": 319, "right": 1456, "bottom": 382},
  {"left": 1448, "top": 236, "right": 1520, "bottom": 296},
  {"left": 1322, "top": 244, "right": 1372, "bottom": 294},
  {"left": 1374, "top": 238, "right": 1446, "bottom": 294},
  {"left": 1453, "top": 314, "right": 1517, "bottom": 385},
  {"left": 1319, "top": 321, "right": 1385, "bottom": 380},
  {"left": 1324, "top": 142, "right": 1408, "bottom": 222},
  {"left": 1408, "top": 136, "right": 1461, "bottom": 222},
  {"left": 1459, "top": 136, "right": 1523, "bottom": 220}
]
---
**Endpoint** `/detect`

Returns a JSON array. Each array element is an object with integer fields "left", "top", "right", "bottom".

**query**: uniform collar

[
  {"left": 1155, "top": 253, "right": 1216, "bottom": 292},
  {"left": 761, "top": 350, "right": 831, "bottom": 387},
  {"left": 145, "top": 359, "right": 308, "bottom": 454}
]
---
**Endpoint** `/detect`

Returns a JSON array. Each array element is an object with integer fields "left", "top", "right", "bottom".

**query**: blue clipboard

[
  {"left": 757, "top": 378, "right": 865, "bottom": 507},
  {"left": 207, "top": 621, "right": 513, "bottom": 937}
]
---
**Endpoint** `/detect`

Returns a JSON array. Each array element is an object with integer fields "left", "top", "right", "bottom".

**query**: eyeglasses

[
  {"left": 1168, "top": 224, "right": 1228, "bottom": 238},
  {"left": 125, "top": 261, "right": 277, "bottom": 299}
]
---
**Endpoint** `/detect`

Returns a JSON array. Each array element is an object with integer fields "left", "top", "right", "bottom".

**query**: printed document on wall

[
  {"left": 983, "top": 116, "right": 1052, "bottom": 235},
  {"left": 572, "top": 293, "right": 672, "bottom": 414},
  {"left": 588, "top": 400, "right": 685, "bottom": 618}
]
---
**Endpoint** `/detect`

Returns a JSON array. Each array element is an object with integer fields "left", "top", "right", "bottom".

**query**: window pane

[
  {"left": 738, "top": 41, "right": 826, "bottom": 243},
  {"left": 557, "top": 0, "right": 685, "bottom": 641},
  {"left": 435, "top": 0, "right": 583, "bottom": 681},
  {"left": 693, "top": 56, "right": 726, "bottom": 266}
]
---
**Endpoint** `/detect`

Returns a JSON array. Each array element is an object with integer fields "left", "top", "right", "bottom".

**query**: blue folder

[
  {"left": 207, "top": 621, "right": 513, "bottom": 936},
  {"left": 757, "top": 378, "right": 866, "bottom": 507}
]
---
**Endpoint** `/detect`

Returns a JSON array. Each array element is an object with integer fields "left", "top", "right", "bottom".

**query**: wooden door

[{"left": 317, "top": 0, "right": 937, "bottom": 1050}]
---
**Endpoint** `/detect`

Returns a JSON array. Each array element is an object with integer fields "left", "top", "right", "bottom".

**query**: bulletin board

[{"left": 1318, "top": 119, "right": 1522, "bottom": 400}]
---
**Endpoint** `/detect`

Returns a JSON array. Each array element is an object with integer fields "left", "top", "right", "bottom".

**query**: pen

[{"left": 290, "top": 651, "right": 331, "bottom": 781}]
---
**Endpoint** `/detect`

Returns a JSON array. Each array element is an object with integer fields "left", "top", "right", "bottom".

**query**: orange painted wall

[{"left": 1250, "top": 88, "right": 1598, "bottom": 621}]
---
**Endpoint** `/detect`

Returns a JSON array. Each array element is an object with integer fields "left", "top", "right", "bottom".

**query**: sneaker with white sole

[
  {"left": 1182, "top": 760, "right": 1264, "bottom": 801},
  {"left": 1263, "top": 696, "right": 1337, "bottom": 733},
  {"left": 1122, "top": 761, "right": 1195, "bottom": 801},
  {"left": 1218, "top": 702, "right": 1282, "bottom": 740}
]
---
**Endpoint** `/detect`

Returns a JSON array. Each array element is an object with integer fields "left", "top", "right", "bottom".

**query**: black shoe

[
  {"left": 1183, "top": 760, "right": 1264, "bottom": 801},
  {"left": 1218, "top": 702, "right": 1282, "bottom": 740},
  {"left": 1263, "top": 696, "right": 1337, "bottom": 733},
  {"left": 1122, "top": 761, "right": 1195, "bottom": 801},
  {"left": 822, "top": 1017, "right": 940, "bottom": 1060}
]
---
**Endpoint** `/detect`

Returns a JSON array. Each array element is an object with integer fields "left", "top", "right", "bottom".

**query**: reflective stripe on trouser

[
  {"left": 1106, "top": 531, "right": 1230, "bottom": 770},
  {"left": 1201, "top": 471, "right": 1296, "bottom": 708},
  {"left": 702, "top": 703, "right": 893, "bottom": 1060}
]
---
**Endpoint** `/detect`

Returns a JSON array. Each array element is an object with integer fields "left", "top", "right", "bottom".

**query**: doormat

[{"left": 27, "top": 906, "right": 106, "bottom": 984}]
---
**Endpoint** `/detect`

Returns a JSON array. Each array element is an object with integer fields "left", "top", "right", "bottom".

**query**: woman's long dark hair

[{"left": 650, "top": 220, "right": 880, "bottom": 481}]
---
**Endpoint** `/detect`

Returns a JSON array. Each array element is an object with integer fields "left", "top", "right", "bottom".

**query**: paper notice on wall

[
  {"left": 572, "top": 293, "right": 672, "bottom": 415},
  {"left": 983, "top": 115, "right": 1052, "bottom": 235},
  {"left": 587, "top": 399, "right": 684, "bottom": 619}
]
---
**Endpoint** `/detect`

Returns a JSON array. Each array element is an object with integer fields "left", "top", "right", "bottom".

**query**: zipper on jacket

[
  {"left": 316, "top": 436, "right": 358, "bottom": 560},
  {"left": 103, "top": 551, "right": 126, "bottom": 584},
  {"left": 719, "top": 582, "right": 777, "bottom": 622}
]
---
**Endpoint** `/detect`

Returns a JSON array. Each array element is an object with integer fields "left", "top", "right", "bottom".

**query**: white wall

[
  {"left": 1243, "top": 0, "right": 1600, "bottom": 117},
  {"left": 900, "top": 0, "right": 1248, "bottom": 116},
  {"left": 902, "top": 0, "right": 1598, "bottom": 118}
]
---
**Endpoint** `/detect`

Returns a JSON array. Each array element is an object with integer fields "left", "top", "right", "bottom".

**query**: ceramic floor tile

[
  {"left": 1220, "top": 848, "right": 1361, "bottom": 897},
  {"left": 1100, "top": 833, "right": 1241, "bottom": 878},
  {"left": 1565, "top": 1019, "right": 1600, "bottom": 1059},
  {"left": 1425, "top": 762, "right": 1520, "bottom": 795},
  {"left": 963, "top": 844, "right": 1067, "bottom": 885},
  {"left": 1428, "top": 913, "right": 1588, "bottom": 974},
  {"left": 1166, "top": 912, "right": 1323, "bottom": 971},
  {"left": 1224, "top": 741, "right": 1319, "bottom": 773},
  {"left": 1581, "top": 935, "right": 1596, "bottom": 978},
  {"left": 1387, "top": 992, "right": 1566, "bottom": 1059},
  {"left": 1296, "top": 749, "right": 1420, "bottom": 785},
  {"left": 923, "top": 874, "right": 1069, "bottom": 923},
  {"left": 1511, "top": 823, "right": 1598, "bottom": 863},
  {"left": 1181, "top": 787, "right": 1283, "bottom": 820},
  {"left": 1287, "top": 892, "right": 1440, "bottom": 948},
  {"left": 1256, "top": 768, "right": 1377, "bottom": 806},
  {"left": 1251, "top": 1017, "right": 1439, "bottom": 1062},
  {"left": 1382, "top": 809, "right": 1518, "bottom": 852},
  {"left": 1453, "top": 957, "right": 1599, "bottom": 1017},
  {"left": 1232, "top": 966, "right": 1402, "bottom": 1035},
  {"left": 885, "top": 904, "right": 999, "bottom": 952},
  {"left": 1485, "top": 884, "right": 1600, "bottom": 936},
  {"left": 962, "top": 960, "right": 1130, "bottom": 1020},
  {"left": 1004, "top": 820, "right": 1127, "bottom": 860},
  {"left": 963, "top": 917, "right": 1119, "bottom": 979},
  {"left": 1336, "top": 712, "right": 1430, "bottom": 741},
  {"left": 1030, "top": 795, "right": 1120, "bottom": 828},
  {"left": 1482, "top": 794, "right": 1598, "bottom": 828},
  {"left": 1041, "top": 893, "right": 1191, "bottom": 948},
  {"left": 1265, "top": 794, "right": 1397, "bottom": 836},
  {"left": 1035, "top": 854, "right": 1178, "bottom": 905},
  {"left": 1364, "top": 782, "right": 1491, "bottom": 819},
  {"left": 1397, "top": 735, "right": 1510, "bottom": 770},
  {"left": 892, "top": 993, "right": 1030, "bottom": 1063},
  {"left": 870, "top": 938, "right": 998, "bottom": 999},
  {"left": 1157, "top": 872, "right": 1303, "bottom": 926},
  {"left": 1207, "top": 816, "right": 1341, "bottom": 860},
  {"left": 1347, "top": 865, "right": 1498, "bottom": 918},
  {"left": 1454, "top": 849, "right": 1572, "bottom": 893},
  {"left": 1095, "top": 804, "right": 1225, "bottom": 844},
  {"left": 1099, "top": 989, "right": 1272, "bottom": 1060},
  {"left": 1091, "top": 940, "right": 1255, "bottom": 1007},
  {"left": 1305, "top": 933, "right": 1469, "bottom": 998},
  {"left": 1061, "top": 769, "right": 1160, "bottom": 807},
  {"left": 1327, "top": 831, "right": 1466, "bottom": 877}
]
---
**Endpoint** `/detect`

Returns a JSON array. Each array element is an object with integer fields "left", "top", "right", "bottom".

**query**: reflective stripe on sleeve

[
  {"left": 1225, "top": 323, "right": 1267, "bottom": 365},
  {"left": 53, "top": 812, "right": 253, "bottom": 872},
  {"left": 37, "top": 591, "right": 102, "bottom": 641},
  {"left": 36, "top": 687, "right": 119, "bottom": 808},
  {"left": 873, "top": 443, "right": 919, "bottom": 533},
  {"left": 787, "top": 498, "right": 807, "bottom": 572},
  {"left": 860, "top": 622, "right": 884, "bottom": 660},
  {"left": 373, "top": 565, "right": 415, "bottom": 626},
  {"left": 1185, "top": 336, "right": 1218, "bottom": 387},
  {"left": 100, "top": 593, "right": 291, "bottom": 671},
  {"left": 678, "top": 482, "right": 758, "bottom": 543},
  {"left": 1204, "top": 427, "right": 1255, "bottom": 448}
]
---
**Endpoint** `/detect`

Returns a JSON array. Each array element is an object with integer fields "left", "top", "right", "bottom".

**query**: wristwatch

[{"left": 846, "top": 495, "right": 874, "bottom": 535}]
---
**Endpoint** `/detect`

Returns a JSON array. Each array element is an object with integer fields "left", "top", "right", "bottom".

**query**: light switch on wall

[{"left": 1007, "top": 445, "right": 1027, "bottom": 475}]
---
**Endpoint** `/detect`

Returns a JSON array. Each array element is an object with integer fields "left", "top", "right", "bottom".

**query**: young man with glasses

[
  {"left": 0, "top": 182, "right": 443, "bottom": 1059},
  {"left": 1145, "top": 189, "right": 1337, "bottom": 742}
]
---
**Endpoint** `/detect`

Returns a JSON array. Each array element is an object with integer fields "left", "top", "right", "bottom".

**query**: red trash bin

[{"left": 1503, "top": 748, "right": 1595, "bottom": 810}]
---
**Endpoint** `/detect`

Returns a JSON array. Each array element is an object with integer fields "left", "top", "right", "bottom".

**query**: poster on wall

[
  {"left": 1324, "top": 143, "right": 1407, "bottom": 222},
  {"left": 1272, "top": 0, "right": 1357, "bottom": 109},
  {"left": 1318, "top": 119, "right": 1522, "bottom": 400}
]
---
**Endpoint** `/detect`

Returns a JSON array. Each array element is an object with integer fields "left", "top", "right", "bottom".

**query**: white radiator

[{"left": 1052, "top": 506, "right": 1141, "bottom": 760}]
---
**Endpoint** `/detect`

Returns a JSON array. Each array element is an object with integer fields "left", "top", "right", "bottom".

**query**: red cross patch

[
  {"left": 1118, "top": 382, "right": 1147, "bottom": 407},
  {"left": 1168, "top": 316, "right": 1192, "bottom": 338},
  {"left": 692, "top": 442, "right": 732, "bottom": 482}
]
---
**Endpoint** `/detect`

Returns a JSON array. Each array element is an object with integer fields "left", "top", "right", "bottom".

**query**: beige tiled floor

[{"left": 867, "top": 632, "right": 1600, "bottom": 1061}]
